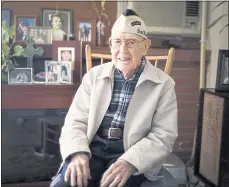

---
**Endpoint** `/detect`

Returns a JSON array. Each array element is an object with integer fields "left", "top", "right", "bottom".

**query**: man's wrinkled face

[{"left": 110, "top": 31, "right": 151, "bottom": 74}]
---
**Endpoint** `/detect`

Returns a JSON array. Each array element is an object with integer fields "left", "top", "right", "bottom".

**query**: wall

[
  {"left": 2, "top": 1, "right": 117, "bottom": 43},
  {"left": 127, "top": 1, "right": 201, "bottom": 37},
  {"left": 160, "top": 60, "right": 200, "bottom": 162},
  {"left": 206, "top": 2, "right": 229, "bottom": 88},
  {"left": 129, "top": 2, "right": 185, "bottom": 28}
]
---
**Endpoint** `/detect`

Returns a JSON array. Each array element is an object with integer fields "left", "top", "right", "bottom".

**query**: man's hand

[
  {"left": 100, "top": 159, "right": 137, "bottom": 187},
  {"left": 64, "top": 153, "right": 91, "bottom": 187}
]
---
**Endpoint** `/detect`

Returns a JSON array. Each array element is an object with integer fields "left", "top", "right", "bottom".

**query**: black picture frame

[
  {"left": 194, "top": 88, "right": 229, "bottom": 187},
  {"left": 2, "top": 9, "right": 12, "bottom": 28},
  {"left": 216, "top": 49, "right": 229, "bottom": 92},
  {"left": 40, "top": 8, "right": 74, "bottom": 40}
]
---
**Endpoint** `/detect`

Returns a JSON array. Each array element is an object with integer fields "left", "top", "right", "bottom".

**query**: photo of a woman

[
  {"left": 49, "top": 13, "right": 66, "bottom": 41},
  {"left": 41, "top": 9, "right": 73, "bottom": 41}
]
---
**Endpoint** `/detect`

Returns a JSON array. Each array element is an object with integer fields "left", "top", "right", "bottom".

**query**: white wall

[
  {"left": 128, "top": 2, "right": 185, "bottom": 27},
  {"left": 206, "top": 2, "right": 228, "bottom": 88},
  {"left": 118, "top": 1, "right": 201, "bottom": 36}
]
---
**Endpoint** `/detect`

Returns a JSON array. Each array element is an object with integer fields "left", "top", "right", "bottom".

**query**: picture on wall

[
  {"left": 2, "top": 9, "right": 12, "bottom": 28},
  {"left": 216, "top": 49, "right": 229, "bottom": 91},
  {"left": 45, "top": 61, "right": 61, "bottom": 84},
  {"left": 29, "top": 27, "right": 52, "bottom": 44},
  {"left": 79, "top": 22, "right": 91, "bottom": 42},
  {"left": 8, "top": 68, "right": 32, "bottom": 84},
  {"left": 76, "top": 20, "right": 96, "bottom": 45},
  {"left": 60, "top": 61, "right": 72, "bottom": 84},
  {"left": 14, "top": 15, "right": 36, "bottom": 41},
  {"left": 40, "top": 8, "right": 73, "bottom": 41}
]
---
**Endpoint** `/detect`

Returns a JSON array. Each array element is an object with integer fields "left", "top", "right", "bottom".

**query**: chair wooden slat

[
  {"left": 101, "top": 58, "right": 104, "bottom": 64},
  {"left": 146, "top": 56, "right": 168, "bottom": 60},
  {"left": 91, "top": 53, "right": 112, "bottom": 59}
]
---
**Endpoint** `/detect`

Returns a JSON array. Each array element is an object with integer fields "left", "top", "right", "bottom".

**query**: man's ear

[
  {"left": 108, "top": 37, "right": 113, "bottom": 53},
  {"left": 142, "top": 39, "right": 151, "bottom": 55}
]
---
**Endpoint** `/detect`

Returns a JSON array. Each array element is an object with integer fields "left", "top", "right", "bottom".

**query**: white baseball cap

[{"left": 112, "top": 9, "right": 147, "bottom": 39}]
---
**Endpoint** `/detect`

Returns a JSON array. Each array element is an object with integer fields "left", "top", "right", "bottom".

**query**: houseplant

[
  {"left": 1, "top": 20, "right": 24, "bottom": 82},
  {"left": 207, "top": 1, "right": 228, "bottom": 34},
  {"left": 92, "top": 0, "right": 111, "bottom": 46}
]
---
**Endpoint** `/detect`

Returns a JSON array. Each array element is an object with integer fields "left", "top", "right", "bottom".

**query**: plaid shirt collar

[{"left": 114, "top": 56, "right": 146, "bottom": 80}]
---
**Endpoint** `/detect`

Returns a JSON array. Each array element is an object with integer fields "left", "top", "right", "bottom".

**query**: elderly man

[{"left": 51, "top": 9, "right": 178, "bottom": 187}]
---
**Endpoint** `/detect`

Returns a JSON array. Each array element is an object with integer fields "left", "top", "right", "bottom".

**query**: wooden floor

[{"left": 2, "top": 181, "right": 50, "bottom": 187}]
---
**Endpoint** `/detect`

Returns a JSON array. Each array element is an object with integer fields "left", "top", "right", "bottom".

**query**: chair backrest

[
  {"left": 145, "top": 47, "right": 175, "bottom": 75},
  {"left": 85, "top": 45, "right": 175, "bottom": 75},
  {"left": 85, "top": 45, "right": 112, "bottom": 72}
]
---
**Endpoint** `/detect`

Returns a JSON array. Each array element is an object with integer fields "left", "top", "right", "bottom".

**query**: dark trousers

[{"left": 50, "top": 155, "right": 146, "bottom": 187}]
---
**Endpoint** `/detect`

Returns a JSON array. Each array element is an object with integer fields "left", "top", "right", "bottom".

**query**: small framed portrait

[
  {"left": 40, "top": 8, "right": 73, "bottom": 41},
  {"left": 29, "top": 27, "right": 52, "bottom": 44},
  {"left": 52, "top": 41, "right": 82, "bottom": 82},
  {"left": 45, "top": 61, "right": 61, "bottom": 84},
  {"left": 76, "top": 20, "right": 96, "bottom": 45},
  {"left": 14, "top": 15, "right": 36, "bottom": 41},
  {"left": 58, "top": 47, "right": 75, "bottom": 62},
  {"left": 2, "top": 9, "right": 12, "bottom": 28},
  {"left": 8, "top": 68, "right": 32, "bottom": 84},
  {"left": 216, "top": 50, "right": 229, "bottom": 92},
  {"left": 60, "top": 61, "right": 73, "bottom": 84}
]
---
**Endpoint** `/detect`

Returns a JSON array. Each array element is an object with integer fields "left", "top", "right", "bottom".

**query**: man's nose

[{"left": 119, "top": 41, "right": 128, "bottom": 51}]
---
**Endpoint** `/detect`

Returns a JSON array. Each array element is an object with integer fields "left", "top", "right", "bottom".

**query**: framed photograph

[
  {"left": 215, "top": 50, "right": 229, "bottom": 92},
  {"left": 8, "top": 68, "right": 32, "bottom": 84},
  {"left": 40, "top": 8, "right": 73, "bottom": 41},
  {"left": 45, "top": 61, "right": 61, "bottom": 84},
  {"left": 60, "top": 61, "right": 73, "bottom": 84},
  {"left": 2, "top": 9, "right": 12, "bottom": 28},
  {"left": 52, "top": 41, "right": 82, "bottom": 82},
  {"left": 29, "top": 27, "right": 52, "bottom": 44},
  {"left": 58, "top": 47, "right": 75, "bottom": 62},
  {"left": 14, "top": 15, "right": 36, "bottom": 42},
  {"left": 76, "top": 20, "right": 96, "bottom": 45}
]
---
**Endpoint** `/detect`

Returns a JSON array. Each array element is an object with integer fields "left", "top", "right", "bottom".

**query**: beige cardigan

[{"left": 59, "top": 60, "right": 178, "bottom": 181}]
